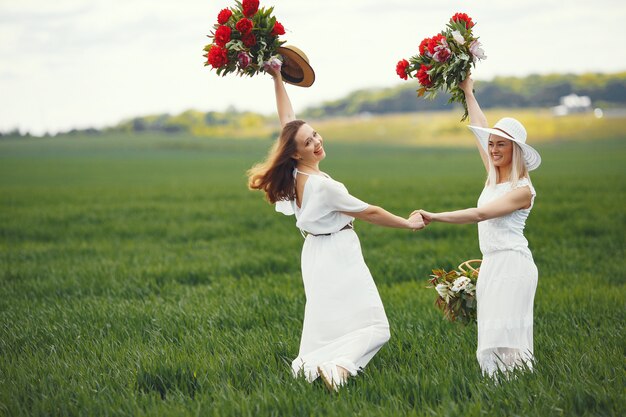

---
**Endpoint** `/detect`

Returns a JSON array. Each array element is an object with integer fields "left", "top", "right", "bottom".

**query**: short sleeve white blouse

[{"left": 275, "top": 170, "right": 369, "bottom": 235}]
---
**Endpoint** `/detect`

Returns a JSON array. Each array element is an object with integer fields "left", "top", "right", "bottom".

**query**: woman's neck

[
  {"left": 297, "top": 161, "right": 321, "bottom": 174},
  {"left": 496, "top": 166, "right": 511, "bottom": 184}
]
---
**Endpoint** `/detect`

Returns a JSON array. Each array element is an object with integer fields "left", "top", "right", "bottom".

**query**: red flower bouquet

[
  {"left": 203, "top": 0, "right": 286, "bottom": 77},
  {"left": 396, "top": 12, "right": 486, "bottom": 120}
]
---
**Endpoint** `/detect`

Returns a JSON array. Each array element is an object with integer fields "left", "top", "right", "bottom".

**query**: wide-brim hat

[
  {"left": 468, "top": 117, "right": 541, "bottom": 171},
  {"left": 276, "top": 45, "right": 315, "bottom": 88}
]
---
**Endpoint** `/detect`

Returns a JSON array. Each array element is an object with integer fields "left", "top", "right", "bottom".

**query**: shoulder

[
  {"left": 511, "top": 177, "right": 536, "bottom": 197},
  {"left": 312, "top": 176, "right": 349, "bottom": 198},
  {"left": 508, "top": 178, "right": 536, "bottom": 209},
  {"left": 321, "top": 175, "right": 347, "bottom": 190}
]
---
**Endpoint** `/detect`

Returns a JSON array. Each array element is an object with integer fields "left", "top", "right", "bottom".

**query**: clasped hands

[{"left": 407, "top": 209, "right": 434, "bottom": 231}]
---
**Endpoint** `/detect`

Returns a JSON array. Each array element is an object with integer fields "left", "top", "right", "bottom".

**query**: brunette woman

[{"left": 248, "top": 47, "right": 425, "bottom": 391}]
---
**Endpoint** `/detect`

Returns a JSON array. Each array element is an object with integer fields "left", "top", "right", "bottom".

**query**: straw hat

[
  {"left": 276, "top": 45, "right": 315, "bottom": 87},
  {"left": 468, "top": 117, "right": 541, "bottom": 171}
]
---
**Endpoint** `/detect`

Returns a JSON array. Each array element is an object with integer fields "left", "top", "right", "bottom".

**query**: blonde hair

[
  {"left": 247, "top": 120, "right": 305, "bottom": 203},
  {"left": 485, "top": 139, "right": 530, "bottom": 187}
]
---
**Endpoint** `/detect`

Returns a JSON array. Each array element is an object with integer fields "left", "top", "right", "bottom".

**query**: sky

[{"left": 1, "top": 0, "right": 625, "bottom": 135}]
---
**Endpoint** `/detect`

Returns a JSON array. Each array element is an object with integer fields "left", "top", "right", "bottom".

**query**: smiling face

[
  {"left": 293, "top": 123, "right": 326, "bottom": 164},
  {"left": 488, "top": 134, "right": 513, "bottom": 169}
]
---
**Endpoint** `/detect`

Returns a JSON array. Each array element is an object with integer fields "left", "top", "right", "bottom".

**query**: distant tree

[
  {"left": 601, "top": 80, "right": 626, "bottom": 102},
  {"left": 93, "top": 71, "right": 626, "bottom": 136},
  {"left": 132, "top": 118, "right": 147, "bottom": 132},
  {"left": 531, "top": 82, "right": 573, "bottom": 106}
]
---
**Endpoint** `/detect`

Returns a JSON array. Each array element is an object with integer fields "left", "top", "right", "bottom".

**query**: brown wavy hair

[{"left": 247, "top": 119, "right": 306, "bottom": 203}]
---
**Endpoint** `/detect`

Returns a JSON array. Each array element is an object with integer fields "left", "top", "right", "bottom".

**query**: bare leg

[
  {"left": 317, "top": 364, "right": 351, "bottom": 392},
  {"left": 337, "top": 365, "right": 350, "bottom": 380}
]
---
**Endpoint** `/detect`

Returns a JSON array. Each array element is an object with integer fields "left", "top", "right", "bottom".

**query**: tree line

[
  {"left": 3, "top": 72, "right": 625, "bottom": 138},
  {"left": 301, "top": 72, "right": 626, "bottom": 118}
]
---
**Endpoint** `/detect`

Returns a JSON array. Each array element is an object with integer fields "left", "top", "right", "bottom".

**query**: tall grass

[{"left": 0, "top": 134, "right": 624, "bottom": 416}]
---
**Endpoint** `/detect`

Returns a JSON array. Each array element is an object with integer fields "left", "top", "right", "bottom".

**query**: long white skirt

[
  {"left": 476, "top": 250, "right": 538, "bottom": 377},
  {"left": 291, "top": 229, "right": 390, "bottom": 382}
]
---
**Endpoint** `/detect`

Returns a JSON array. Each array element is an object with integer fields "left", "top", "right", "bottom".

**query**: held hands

[
  {"left": 410, "top": 209, "right": 435, "bottom": 227},
  {"left": 407, "top": 211, "right": 426, "bottom": 231}
]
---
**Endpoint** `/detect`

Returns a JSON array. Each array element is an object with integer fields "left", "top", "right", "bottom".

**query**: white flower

[
  {"left": 469, "top": 40, "right": 487, "bottom": 60},
  {"left": 451, "top": 276, "right": 471, "bottom": 292},
  {"left": 451, "top": 30, "right": 465, "bottom": 45},
  {"left": 436, "top": 283, "right": 451, "bottom": 302}
]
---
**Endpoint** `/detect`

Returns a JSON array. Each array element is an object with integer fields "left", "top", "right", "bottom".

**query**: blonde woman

[
  {"left": 248, "top": 48, "right": 425, "bottom": 391},
  {"left": 413, "top": 77, "right": 541, "bottom": 378}
]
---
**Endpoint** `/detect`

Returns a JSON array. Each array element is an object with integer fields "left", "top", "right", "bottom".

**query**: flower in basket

[
  {"left": 203, "top": 0, "right": 287, "bottom": 78},
  {"left": 395, "top": 12, "right": 486, "bottom": 121},
  {"left": 426, "top": 259, "right": 481, "bottom": 324}
]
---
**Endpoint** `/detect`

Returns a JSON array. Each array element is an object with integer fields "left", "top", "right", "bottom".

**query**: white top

[
  {"left": 275, "top": 169, "right": 369, "bottom": 235},
  {"left": 477, "top": 178, "right": 537, "bottom": 258}
]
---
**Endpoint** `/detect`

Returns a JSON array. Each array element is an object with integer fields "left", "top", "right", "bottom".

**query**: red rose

[
  {"left": 217, "top": 8, "right": 232, "bottom": 25},
  {"left": 236, "top": 18, "right": 253, "bottom": 34},
  {"left": 207, "top": 45, "right": 229, "bottom": 68},
  {"left": 419, "top": 37, "right": 431, "bottom": 56},
  {"left": 428, "top": 34, "right": 446, "bottom": 55},
  {"left": 271, "top": 21, "right": 285, "bottom": 36},
  {"left": 416, "top": 64, "right": 432, "bottom": 87},
  {"left": 451, "top": 12, "right": 474, "bottom": 29},
  {"left": 242, "top": 32, "right": 257, "bottom": 47},
  {"left": 242, "top": 0, "right": 259, "bottom": 17},
  {"left": 214, "top": 25, "right": 232, "bottom": 47},
  {"left": 396, "top": 59, "right": 410, "bottom": 80}
]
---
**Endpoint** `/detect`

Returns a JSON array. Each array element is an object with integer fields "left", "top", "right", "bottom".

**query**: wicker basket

[{"left": 457, "top": 259, "right": 482, "bottom": 275}]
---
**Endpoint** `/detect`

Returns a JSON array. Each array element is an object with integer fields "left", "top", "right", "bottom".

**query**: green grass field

[{"left": 0, "top": 134, "right": 624, "bottom": 416}]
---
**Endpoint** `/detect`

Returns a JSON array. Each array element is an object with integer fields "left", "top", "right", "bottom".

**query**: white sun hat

[{"left": 468, "top": 117, "right": 541, "bottom": 171}]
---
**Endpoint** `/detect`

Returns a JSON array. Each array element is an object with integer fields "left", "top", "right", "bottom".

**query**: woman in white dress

[
  {"left": 413, "top": 77, "right": 541, "bottom": 378},
  {"left": 248, "top": 50, "right": 425, "bottom": 391}
]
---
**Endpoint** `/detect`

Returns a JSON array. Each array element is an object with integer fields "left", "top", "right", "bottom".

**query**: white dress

[
  {"left": 276, "top": 170, "right": 390, "bottom": 382},
  {"left": 476, "top": 178, "right": 538, "bottom": 377}
]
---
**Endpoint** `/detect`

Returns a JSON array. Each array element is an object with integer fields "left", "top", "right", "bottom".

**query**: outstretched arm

[
  {"left": 415, "top": 186, "right": 532, "bottom": 224},
  {"left": 346, "top": 205, "right": 425, "bottom": 230},
  {"left": 267, "top": 66, "right": 295, "bottom": 127},
  {"left": 459, "top": 77, "right": 489, "bottom": 171}
]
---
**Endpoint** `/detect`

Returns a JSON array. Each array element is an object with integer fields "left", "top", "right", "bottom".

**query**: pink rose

[
  {"left": 433, "top": 38, "right": 451, "bottom": 63},
  {"left": 433, "top": 47, "right": 451, "bottom": 63},
  {"left": 469, "top": 40, "right": 486, "bottom": 60},
  {"left": 238, "top": 51, "right": 251, "bottom": 69},
  {"left": 263, "top": 56, "right": 282, "bottom": 72}
]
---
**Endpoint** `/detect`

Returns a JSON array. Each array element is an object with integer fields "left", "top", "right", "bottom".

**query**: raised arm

[
  {"left": 266, "top": 66, "right": 296, "bottom": 127},
  {"left": 346, "top": 206, "right": 425, "bottom": 230},
  {"left": 415, "top": 186, "right": 532, "bottom": 224},
  {"left": 459, "top": 77, "right": 489, "bottom": 171}
]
